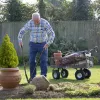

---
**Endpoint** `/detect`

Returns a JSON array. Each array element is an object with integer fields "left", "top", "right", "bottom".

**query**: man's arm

[{"left": 18, "top": 21, "right": 30, "bottom": 47}]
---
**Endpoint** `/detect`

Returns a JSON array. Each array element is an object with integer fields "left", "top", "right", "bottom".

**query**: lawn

[
  {"left": 7, "top": 98, "right": 100, "bottom": 100},
  {"left": 20, "top": 65, "right": 100, "bottom": 84}
]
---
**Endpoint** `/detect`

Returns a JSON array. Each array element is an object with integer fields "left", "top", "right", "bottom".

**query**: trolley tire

[
  {"left": 61, "top": 69, "right": 69, "bottom": 78},
  {"left": 83, "top": 69, "right": 91, "bottom": 78},
  {"left": 52, "top": 70, "right": 60, "bottom": 79},
  {"left": 75, "top": 70, "right": 85, "bottom": 80}
]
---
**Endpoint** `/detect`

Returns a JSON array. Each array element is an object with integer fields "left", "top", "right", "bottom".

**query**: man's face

[{"left": 33, "top": 17, "right": 40, "bottom": 25}]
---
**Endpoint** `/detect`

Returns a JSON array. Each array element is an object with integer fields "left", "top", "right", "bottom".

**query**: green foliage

[
  {"left": 0, "top": 0, "right": 96, "bottom": 22},
  {"left": 72, "top": 0, "right": 94, "bottom": 20},
  {"left": 18, "top": 56, "right": 29, "bottom": 65},
  {"left": 48, "top": 36, "right": 77, "bottom": 58},
  {"left": 45, "top": 0, "right": 94, "bottom": 21},
  {"left": 6, "top": 0, "right": 22, "bottom": 21},
  {"left": 21, "top": 4, "right": 37, "bottom": 21},
  {"left": 0, "top": 34, "right": 19, "bottom": 68},
  {"left": 0, "top": 4, "right": 7, "bottom": 22},
  {"left": 45, "top": 0, "right": 73, "bottom": 21},
  {"left": 93, "top": 56, "right": 99, "bottom": 65},
  {"left": 76, "top": 38, "right": 88, "bottom": 51},
  {"left": 24, "top": 84, "right": 36, "bottom": 94},
  {"left": 38, "top": 0, "right": 46, "bottom": 18},
  {"left": 46, "top": 0, "right": 64, "bottom": 7},
  {"left": 92, "top": 0, "right": 100, "bottom": 20},
  {"left": 0, "top": 0, "right": 36, "bottom": 22}
]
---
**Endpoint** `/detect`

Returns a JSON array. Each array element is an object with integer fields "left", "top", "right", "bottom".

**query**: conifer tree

[{"left": 0, "top": 34, "right": 19, "bottom": 68}]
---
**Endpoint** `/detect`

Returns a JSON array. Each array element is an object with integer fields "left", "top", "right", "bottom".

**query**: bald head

[{"left": 32, "top": 12, "right": 41, "bottom": 25}]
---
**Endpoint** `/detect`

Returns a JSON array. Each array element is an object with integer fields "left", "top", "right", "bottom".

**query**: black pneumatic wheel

[
  {"left": 52, "top": 70, "right": 60, "bottom": 79},
  {"left": 61, "top": 69, "right": 69, "bottom": 78},
  {"left": 83, "top": 69, "right": 91, "bottom": 78},
  {"left": 75, "top": 70, "right": 85, "bottom": 80}
]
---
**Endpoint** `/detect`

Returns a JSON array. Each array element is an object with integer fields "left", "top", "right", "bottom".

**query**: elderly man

[{"left": 18, "top": 12, "right": 55, "bottom": 80}]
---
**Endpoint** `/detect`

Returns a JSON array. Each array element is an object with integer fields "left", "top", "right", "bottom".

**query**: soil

[{"left": 0, "top": 83, "right": 100, "bottom": 99}]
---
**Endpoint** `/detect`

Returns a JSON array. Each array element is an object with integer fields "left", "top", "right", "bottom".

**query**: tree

[
  {"left": 45, "top": 0, "right": 73, "bottom": 21},
  {"left": 6, "top": 0, "right": 22, "bottom": 21},
  {"left": 72, "top": 0, "right": 94, "bottom": 20},
  {"left": 0, "top": 34, "right": 19, "bottom": 68},
  {"left": 38, "top": 0, "right": 46, "bottom": 18},
  {"left": 47, "top": 0, "right": 64, "bottom": 7},
  {"left": 0, "top": 4, "right": 5, "bottom": 22},
  {"left": 1, "top": 0, "right": 37, "bottom": 22},
  {"left": 92, "top": 0, "right": 100, "bottom": 20},
  {"left": 21, "top": 4, "right": 37, "bottom": 21}
]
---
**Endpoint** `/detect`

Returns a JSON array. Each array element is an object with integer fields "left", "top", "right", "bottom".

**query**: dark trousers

[{"left": 29, "top": 42, "right": 48, "bottom": 79}]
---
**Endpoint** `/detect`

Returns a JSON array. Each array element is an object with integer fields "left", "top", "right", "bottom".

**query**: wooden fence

[{"left": 0, "top": 21, "right": 100, "bottom": 59}]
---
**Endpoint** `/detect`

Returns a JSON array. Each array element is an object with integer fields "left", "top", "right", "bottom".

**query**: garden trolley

[{"left": 50, "top": 47, "right": 97, "bottom": 80}]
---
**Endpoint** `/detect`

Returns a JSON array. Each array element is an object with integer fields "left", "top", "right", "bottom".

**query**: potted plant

[{"left": 0, "top": 34, "right": 21, "bottom": 89}]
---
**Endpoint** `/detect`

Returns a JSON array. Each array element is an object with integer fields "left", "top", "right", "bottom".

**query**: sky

[{"left": 0, "top": 0, "right": 96, "bottom": 4}]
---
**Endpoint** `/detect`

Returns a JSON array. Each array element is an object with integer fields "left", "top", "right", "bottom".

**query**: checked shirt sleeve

[
  {"left": 45, "top": 21, "right": 55, "bottom": 45},
  {"left": 18, "top": 21, "right": 30, "bottom": 43}
]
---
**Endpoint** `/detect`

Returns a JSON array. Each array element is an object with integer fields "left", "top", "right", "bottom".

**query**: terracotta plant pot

[
  {"left": 54, "top": 51, "right": 62, "bottom": 65},
  {"left": 0, "top": 67, "right": 21, "bottom": 89}
]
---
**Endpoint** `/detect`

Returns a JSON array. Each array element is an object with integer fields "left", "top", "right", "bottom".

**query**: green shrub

[
  {"left": 18, "top": 56, "right": 23, "bottom": 65},
  {"left": 76, "top": 38, "right": 88, "bottom": 51},
  {"left": 48, "top": 37, "right": 77, "bottom": 58},
  {"left": 93, "top": 56, "right": 99, "bottom": 65},
  {"left": 24, "top": 84, "right": 36, "bottom": 94},
  {"left": 0, "top": 34, "right": 19, "bottom": 68},
  {"left": 18, "top": 56, "right": 29, "bottom": 65}
]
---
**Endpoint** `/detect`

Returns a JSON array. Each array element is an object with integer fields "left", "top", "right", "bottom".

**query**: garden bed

[
  {"left": 0, "top": 82, "right": 100, "bottom": 99},
  {"left": 0, "top": 84, "right": 65, "bottom": 99}
]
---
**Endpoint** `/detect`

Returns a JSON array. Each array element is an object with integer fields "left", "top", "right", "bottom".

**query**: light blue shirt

[{"left": 18, "top": 18, "right": 55, "bottom": 45}]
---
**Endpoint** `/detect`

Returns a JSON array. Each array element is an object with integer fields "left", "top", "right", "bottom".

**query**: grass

[
  {"left": 7, "top": 98, "right": 100, "bottom": 100},
  {"left": 19, "top": 65, "right": 100, "bottom": 84}
]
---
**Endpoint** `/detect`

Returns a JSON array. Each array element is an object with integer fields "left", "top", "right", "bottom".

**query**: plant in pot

[{"left": 0, "top": 34, "right": 21, "bottom": 89}]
